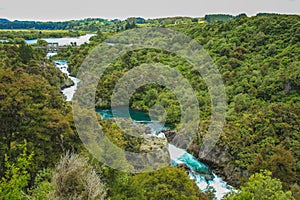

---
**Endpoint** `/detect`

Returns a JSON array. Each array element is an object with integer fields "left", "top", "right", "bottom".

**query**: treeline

[
  {"left": 0, "top": 18, "right": 132, "bottom": 32},
  {"left": 0, "top": 14, "right": 285, "bottom": 33},
  {"left": 0, "top": 17, "right": 202, "bottom": 32},
  {"left": 204, "top": 14, "right": 236, "bottom": 22},
  {"left": 204, "top": 13, "right": 280, "bottom": 23},
  {"left": 0, "top": 30, "right": 85, "bottom": 40},
  {"left": 0, "top": 18, "right": 108, "bottom": 31},
  {"left": 204, "top": 13, "right": 251, "bottom": 22}
]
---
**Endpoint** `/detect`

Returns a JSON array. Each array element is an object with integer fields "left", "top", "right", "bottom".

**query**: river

[
  {"left": 97, "top": 108, "right": 232, "bottom": 199},
  {"left": 26, "top": 34, "right": 95, "bottom": 46},
  {"left": 54, "top": 60, "right": 80, "bottom": 101},
  {"left": 51, "top": 55, "right": 232, "bottom": 199},
  {"left": 40, "top": 35, "right": 87, "bottom": 100}
]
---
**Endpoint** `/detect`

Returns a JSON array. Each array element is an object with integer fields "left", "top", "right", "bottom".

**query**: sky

[{"left": 0, "top": 0, "right": 299, "bottom": 21}]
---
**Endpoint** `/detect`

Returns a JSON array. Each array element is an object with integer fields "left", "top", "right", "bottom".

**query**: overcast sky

[{"left": 0, "top": 0, "right": 299, "bottom": 21}]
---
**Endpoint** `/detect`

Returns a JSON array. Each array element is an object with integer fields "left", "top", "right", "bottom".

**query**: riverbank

[
  {"left": 0, "top": 29, "right": 87, "bottom": 41},
  {"left": 26, "top": 34, "right": 95, "bottom": 46},
  {"left": 97, "top": 108, "right": 233, "bottom": 199},
  {"left": 54, "top": 60, "right": 80, "bottom": 101},
  {"left": 164, "top": 129, "right": 247, "bottom": 188},
  {"left": 53, "top": 58, "right": 233, "bottom": 199}
]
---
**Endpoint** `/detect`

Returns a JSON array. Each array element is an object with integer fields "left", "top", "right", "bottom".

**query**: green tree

[
  {"left": 18, "top": 43, "right": 33, "bottom": 64},
  {"left": 0, "top": 68, "right": 79, "bottom": 182},
  {"left": 29, "top": 168, "right": 55, "bottom": 200},
  {"left": 127, "top": 167, "right": 202, "bottom": 200},
  {"left": 37, "top": 39, "right": 48, "bottom": 46},
  {"left": 226, "top": 170, "right": 295, "bottom": 200},
  {"left": 0, "top": 141, "right": 33, "bottom": 200}
]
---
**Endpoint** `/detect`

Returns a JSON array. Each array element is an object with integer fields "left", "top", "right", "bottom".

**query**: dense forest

[
  {"left": 0, "top": 26, "right": 207, "bottom": 199},
  {"left": 0, "top": 18, "right": 110, "bottom": 31},
  {"left": 0, "top": 16, "right": 202, "bottom": 33},
  {"left": 0, "top": 13, "right": 300, "bottom": 199}
]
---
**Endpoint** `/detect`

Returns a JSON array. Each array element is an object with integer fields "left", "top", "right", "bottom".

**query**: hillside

[
  {"left": 0, "top": 14, "right": 299, "bottom": 199},
  {"left": 56, "top": 14, "right": 300, "bottom": 194}
]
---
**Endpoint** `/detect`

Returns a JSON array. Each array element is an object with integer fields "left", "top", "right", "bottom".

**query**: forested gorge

[
  {"left": 0, "top": 14, "right": 300, "bottom": 199},
  {"left": 0, "top": 26, "right": 205, "bottom": 200},
  {"left": 175, "top": 15, "right": 300, "bottom": 192}
]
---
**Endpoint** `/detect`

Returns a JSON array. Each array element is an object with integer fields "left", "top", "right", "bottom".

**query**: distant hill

[
  {"left": 204, "top": 13, "right": 249, "bottom": 22},
  {"left": 0, "top": 18, "right": 9, "bottom": 22},
  {"left": 204, "top": 14, "right": 235, "bottom": 22},
  {"left": 0, "top": 18, "right": 109, "bottom": 31},
  {"left": 0, "top": 17, "right": 200, "bottom": 31}
]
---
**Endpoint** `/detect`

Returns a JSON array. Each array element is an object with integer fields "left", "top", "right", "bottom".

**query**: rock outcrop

[{"left": 163, "top": 129, "right": 249, "bottom": 186}]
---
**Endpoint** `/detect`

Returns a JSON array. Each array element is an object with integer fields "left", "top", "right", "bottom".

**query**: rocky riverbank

[
  {"left": 163, "top": 130, "right": 248, "bottom": 187},
  {"left": 60, "top": 76, "right": 74, "bottom": 90}
]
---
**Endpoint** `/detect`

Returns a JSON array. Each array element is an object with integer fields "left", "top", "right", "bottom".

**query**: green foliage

[
  {"left": 37, "top": 39, "right": 48, "bottom": 46},
  {"left": 29, "top": 169, "right": 55, "bottom": 200},
  {"left": 0, "top": 67, "right": 79, "bottom": 178},
  {"left": 56, "top": 15, "right": 300, "bottom": 192},
  {"left": 0, "top": 142, "right": 33, "bottom": 200},
  {"left": 125, "top": 18, "right": 137, "bottom": 30},
  {"left": 1, "top": 14, "right": 300, "bottom": 199},
  {"left": 0, "top": 17, "right": 201, "bottom": 32},
  {"left": 226, "top": 170, "right": 295, "bottom": 200},
  {"left": 0, "top": 45, "right": 81, "bottom": 186},
  {"left": 0, "top": 30, "right": 85, "bottom": 40},
  {"left": 204, "top": 14, "right": 234, "bottom": 22},
  {"left": 99, "top": 118, "right": 144, "bottom": 152},
  {"left": 0, "top": 43, "right": 76, "bottom": 89},
  {"left": 248, "top": 145, "right": 297, "bottom": 188},
  {"left": 291, "top": 183, "right": 300, "bottom": 200},
  {"left": 176, "top": 14, "right": 300, "bottom": 189},
  {"left": 19, "top": 43, "right": 33, "bottom": 64},
  {"left": 107, "top": 167, "right": 204, "bottom": 200}
]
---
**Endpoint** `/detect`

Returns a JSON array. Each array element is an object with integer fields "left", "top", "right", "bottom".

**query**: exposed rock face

[
  {"left": 164, "top": 129, "right": 248, "bottom": 186},
  {"left": 61, "top": 77, "right": 74, "bottom": 89},
  {"left": 133, "top": 127, "right": 170, "bottom": 171},
  {"left": 175, "top": 163, "right": 213, "bottom": 181},
  {"left": 176, "top": 163, "right": 190, "bottom": 171},
  {"left": 199, "top": 146, "right": 230, "bottom": 165},
  {"left": 140, "top": 135, "right": 168, "bottom": 152},
  {"left": 163, "top": 130, "right": 176, "bottom": 142},
  {"left": 104, "top": 118, "right": 170, "bottom": 171},
  {"left": 186, "top": 141, "right": 200, "bottom": 157},
  {"left": 197, "top": 146, "right": 249, "bottom": 186},
  {"left": 165, "top": 129, "right": 195, "bottom": 150}
]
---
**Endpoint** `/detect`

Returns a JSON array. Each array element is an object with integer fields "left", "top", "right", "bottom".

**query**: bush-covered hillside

[
  {"left": 0, "top": 14, "right": 299, "bottom": 199},
  {"left": 56, "top": 14, "right": 300, "bottom": 196}
]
